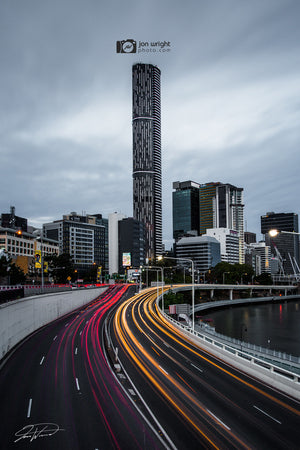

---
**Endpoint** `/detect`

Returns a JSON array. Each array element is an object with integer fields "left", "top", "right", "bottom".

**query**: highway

[
  {"left": 110, "top": 287, "right": 300, "bottom": 449},
  {"left": 0, "top": 285, "right": 169, "bottom": 449}
]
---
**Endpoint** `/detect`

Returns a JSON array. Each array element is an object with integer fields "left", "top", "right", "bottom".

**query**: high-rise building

[
  {"left": 44, "top": 212, "right": 108, "bottom": 274},
  {"left": 118, "top": 217, "right": 146, "bottom": 273},
  {"left": 199, "top": 182, "right": 244, "bottom": 263},
  {"left": 132, "top": 63, "right": 162, "bottom": 261},
  {"left": 108, "top": 212, "right": 126, "bottom": 276},
  {"left": 261, "top": 212, "right": 299, "bottom": 274},
  {"left": 205, "top": 228, "right": 240, "bottom": 264},
  {"left": 172, "top": 181, "right": 200, "bottom": 241},
  {"left": 175, "top": 236, "right": 221, "bottom": 272}
]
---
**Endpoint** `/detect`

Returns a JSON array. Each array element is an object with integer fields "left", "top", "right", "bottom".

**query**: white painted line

[
  {"left": 207, "top": 409, "right": 231, "bottom": 430},
  {"left": 80, "top": 331, "right": 82, "bottom": 336},
  {"left": 53, "top": 335, "right": 57, "bottom": 341},
  {"left": 191, "top": 363, "right": 203, "bottom": 373},
  {"left": 75, "top": 347, "right": 78, "bottom": 355},
  {"left": 163, "top": 341, "right": 170, "bottom": 348},
  {"left": 40, "top": 356, "right": 45, "bottom": 365},
  {"left": 65, "top": 323, "right": 69, "bottom": 327},
  {"left": 253, "top": 405, "right": 282, "bottom": 424},
  {"left": 159, "top": 365, "right": 169, "bottom": 375},
  {"left": 76, "top": 377, "right": 80, "bottom": 391},
  {"left": 27, "top": 398, "right": 32, "bottom": 418}
]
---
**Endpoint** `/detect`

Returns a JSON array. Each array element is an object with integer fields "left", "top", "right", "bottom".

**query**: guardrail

[{"left": 156, "top": 292, "right": 300, "bottom": 399}]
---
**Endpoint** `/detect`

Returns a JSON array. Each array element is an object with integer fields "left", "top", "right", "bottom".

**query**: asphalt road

[
  {"left": 110, "top": 287, "right": 300, "bottom": 449},
  {"left": 0, "top": 285, "right": 169, "bottom": 450}
]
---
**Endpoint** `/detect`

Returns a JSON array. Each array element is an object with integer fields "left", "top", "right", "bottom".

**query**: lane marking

[
  {"left": 163, "top": 341, "right": 170, "bottom": 348},
  {"left": 39, "top": 356, "right": 45, "bottom": 365},
  {"left": 65, "top": 323, "right": 69, "bottom": 327},
  {"left": 53, "top": 335, "right": 57, "bottom": 341},
  {"left": 76, "top": 378, "right": 80, "bottom": 391},
  {"left": 80, "top": 331, "right": 82, "bottom": 336},
  {"left": 207, "top": 409, "right": 231, "bottom": 430},
  {"left": 159, "top": 365, "right": 169, "bottom": 375},
  {"left": 75, "top": 347, "right": 78, "bottom": 355},
  {"left": 191, "top": 363, "right": 203, "bottom": 373},
  {"left": 27, "top": 398, "right": 32, "bottom": 418},
  {"left": 253, "top": 405, "right": 282, "bottom": 424}
]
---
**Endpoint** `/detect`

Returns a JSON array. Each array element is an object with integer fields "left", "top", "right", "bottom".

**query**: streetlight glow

[{"left": 269, "top": 229, "right": 279, "bottom": 237}]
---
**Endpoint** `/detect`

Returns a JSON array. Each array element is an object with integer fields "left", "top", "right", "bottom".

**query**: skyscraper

[
  {"left": 261, "top": 212, "right": 299, "bottom": 274},
  {"left": 132, "top": 63, "right": 162, "bottom": 260},
  {"left": 172, "top": 181, "right": 200, "bottom": 241}
]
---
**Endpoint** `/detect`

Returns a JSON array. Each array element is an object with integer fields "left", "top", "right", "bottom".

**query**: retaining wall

[{"left": 0, "top": 287, "right": 107, "bottom": 359}]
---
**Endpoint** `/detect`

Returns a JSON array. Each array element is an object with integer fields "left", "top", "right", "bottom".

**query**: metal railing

[{"left": 157, "top": 294, "right": 300, "bottom": 385}]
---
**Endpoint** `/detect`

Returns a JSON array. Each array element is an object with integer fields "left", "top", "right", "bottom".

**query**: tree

[{"left": 46, "top": 253, "right": 74, "bottom": 283}]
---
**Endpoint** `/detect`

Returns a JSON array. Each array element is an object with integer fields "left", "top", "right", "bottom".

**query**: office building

[
  {"left": 0, "top": 226, "right": 59, "bottom": 276},
  {"left": 172, "top": 181, "right": 200, "bottom": 241},
  {"left": 132, "top": 63, "right": 162, "bottom": 260},
  {"left": 108, "top": 212, "right": 126, "bottom": 276},
  {"left": 44, "top": 212, "right": 108, "bottom": 274},
  {"left": 261, "top": 212, "right": 299, "bottom": 275},
  {"left": 1, "top": 206, "right": 28, "bottom": 232},
  {"left": 200, "top": 182, "right": 244, "bottom": 263},
  {"left": 205, "top": 228, "right": 239, "bottom": 264},
  {"left": 118, "top": 217, "right": 146, "bottom": 273},
  {"left": 175, "top": 236, "right": 221, "bottom": 272},
  {"left": 244, "top": 231, "right": 256, "bottom": 244}
]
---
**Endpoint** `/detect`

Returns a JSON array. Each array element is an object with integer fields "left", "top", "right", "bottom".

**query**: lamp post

[
  {"left": 142, "top": 266, "right": 164, "bottom": 309},
  {"left": 241, "top": 273, "right": 247, "bottom": 285},
  {"left": 158, "top": 256, "right": 195, "bottom": 331},
  {"left": 269, "top": 229, "right": 300, "bottom": 237}
]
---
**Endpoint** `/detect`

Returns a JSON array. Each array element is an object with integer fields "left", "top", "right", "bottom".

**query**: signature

[{"left": 14, "top": 423, "right": 64, "bottom": 443}]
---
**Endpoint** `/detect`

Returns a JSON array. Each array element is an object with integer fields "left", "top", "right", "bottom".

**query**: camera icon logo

[{"left": 116, "top": 39, "right": 137, "bottom": 53}]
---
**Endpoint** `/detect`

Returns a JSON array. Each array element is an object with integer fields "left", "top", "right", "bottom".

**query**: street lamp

[
  {"left": 142, "top": 266, "right": 164, "bottom": 310},
  {"left": 158, "top": 255, "right": 195, "bottom": 331},
  {"left": 269, "top": 229, "right": 300, "bottom": 237},
  {"left": 241, "top": 273, "right": 247, "bottom": 285}
]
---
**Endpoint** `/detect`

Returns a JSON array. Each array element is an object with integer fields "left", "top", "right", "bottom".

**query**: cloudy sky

[{"left": 1, "top": 0, "right": 299, "bottom": 249}]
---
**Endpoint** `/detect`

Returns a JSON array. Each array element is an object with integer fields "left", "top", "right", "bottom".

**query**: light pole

[
  {"left": 142, "top": 266, "right": 164, "bottom": 310},
  {"left": 269, "top": 229, "right": 300, "bottom": 237},
  {"left": 158, "top": 256, "right": 195, "bottom": 331}
]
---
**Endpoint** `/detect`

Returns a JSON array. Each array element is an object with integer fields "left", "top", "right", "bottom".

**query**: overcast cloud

[{"left": 0, "top": 0, "right": 299, "bottom": 249}]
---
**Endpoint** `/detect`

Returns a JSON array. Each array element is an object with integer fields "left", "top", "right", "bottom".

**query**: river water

[{"left": 200, "top": 299, "right": 300, "bottom": 357}]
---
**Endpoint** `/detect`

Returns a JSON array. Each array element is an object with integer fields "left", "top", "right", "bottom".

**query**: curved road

[
  {"left": 0, "top": 285, "right": 169, "bottom": 449},
  {"left": 111, "top": 287, "right": 300, "bottom": 449}
]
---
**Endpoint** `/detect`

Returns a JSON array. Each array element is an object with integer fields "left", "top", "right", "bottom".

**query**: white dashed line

[
  {"left": 191, "top": 363, "right": 203, "bottom": 373},
  {"left": 207, "top": 409, "right": 231, "bottom": 430},
  {"left": 159, "top": 365, "right": 169, "bottom": 375},
  {"left": 27, "top": 398, "right": 32, "bottom": 418},
  {"left": 39, "top": 356, "right": 45, "bottom": 365},
  {"left": 76, "top": 378, "right": 80, "bottom": 391},
  {"left": 253, "top": 405, "right": 282, "bottom": 424},
  {"left": 75, "top": 347, "right": 78, "bottom": 355},
  {"left": 53, "top": 335, "right": 57, "bottom": 341}
]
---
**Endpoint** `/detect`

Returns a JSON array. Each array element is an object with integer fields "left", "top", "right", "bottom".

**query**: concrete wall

[{"left": 0, "top": 287, "right": 107, "bottom": 359}]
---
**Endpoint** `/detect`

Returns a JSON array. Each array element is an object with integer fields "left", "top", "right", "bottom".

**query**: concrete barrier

[{"left": 0, "top": 287, "right": 107, "bottom": 359}]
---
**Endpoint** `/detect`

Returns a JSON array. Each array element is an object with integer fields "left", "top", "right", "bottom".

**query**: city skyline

[{"left": 0, "top": 1, "right": 299, "bottom": 250}]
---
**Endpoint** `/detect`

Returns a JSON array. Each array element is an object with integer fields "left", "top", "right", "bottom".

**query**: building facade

[
  {"left": 261, "top": 212, "right": 299, "bottom": 275},
  {"left": 118, "top": 217, "right": 146, "bottom": 274},
  {"left": 108, "top": 212, "right": 126, "bottom": 276},
  {"left": 175, "top": 236, "right": 221, "bottom": 272},
  {"left": 132, "top": 63, "right": 162, "bottom": 260},
  {"left": 44, "top": 212, "right": 108, "bottom": 274},
  {"left": 205, "top": 228, "right": 239, "bottom": 264},
  {"left": 172, "top": 181, "right": 200, "bottom": 241},
  {"left": 0, "top": 227, "right": 59, "bottom": 277}
]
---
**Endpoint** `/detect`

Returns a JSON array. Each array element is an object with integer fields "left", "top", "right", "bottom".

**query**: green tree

[{"left": 46, "top": 253, "right": 74, "bottom": 283}]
